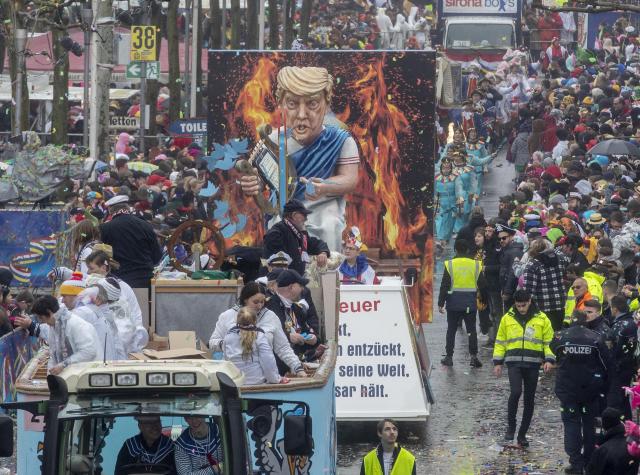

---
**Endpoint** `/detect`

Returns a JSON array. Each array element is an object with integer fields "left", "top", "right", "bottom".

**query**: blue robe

[
  {"left": 435, "top": 173, "right": 458, "bottom": 242},
  {"left": 466, "top": 142, "right": 494, "bottom": 196},
  {"left": 453, "top": 164, "right": 477, "bottom": 233}
]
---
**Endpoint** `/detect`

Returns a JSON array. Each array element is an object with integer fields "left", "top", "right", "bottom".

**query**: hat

[
  {"left": 276, "top": 269, "right": 309, "bottom": 288},
  {"left": 59, "top": 272, "right": 86, "bottom": 296},
  {"left": 105, "top": 194, "right": 129, "bottom": 207},
  {"left": 266, "top": 268, "right": 285, "bottom": 282},
  {"left": 267, "top": 251, "right": 293, "bottom": 267},
  {"left": 147, "top": 174, "right": 165, "bottom": 187},
  {"left": 283, "top": 199, "right": 311, "bottom": 216},
  {"left": 545, "top": 227, "right": 565, "bottom": 245},
  {"left": 587, "top": 213, "right": 606, "bottom": 225},
  {"left": 495, "top": 224, "right": 517, "bottom": 235},
  {"left": 527, "top": 228, "right": 542, "bottom": 239},
  {"left": 568, "top": 191, "right": 582, "bottom": 200},
  {"left": 344, "top": 226, "right": 367, "bottom": 251},
  {"left": 574, "top": 180, "right": 593, "bottom": 196},
  {"left": 0, "top": 268, "right": 12, "bottom": 287},
  {"left": 601, "top": 407, "right": 623, "bottom": 431},
  {"left": 94, "top": 277, "right": 121, "bottom": 303},
  {"left": 550, "top": 194, "right": 567, "bottom": 205},
  {"left": 582, "top": 96, "right": 593, "bottom": 105}
]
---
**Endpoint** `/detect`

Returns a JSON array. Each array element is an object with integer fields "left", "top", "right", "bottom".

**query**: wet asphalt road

[{"left": 337, "top": 154, "right": 569, "bottom": 474}]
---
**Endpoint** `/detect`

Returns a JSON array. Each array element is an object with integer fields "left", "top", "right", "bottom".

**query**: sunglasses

[
  {"left": 499, "top": 236, "right": 510, "bottom": 241},
  {"left": 571, "top": 285, "right": 584, "bottom": 290}
]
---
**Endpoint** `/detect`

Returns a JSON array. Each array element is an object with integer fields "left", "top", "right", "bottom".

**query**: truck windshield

[
  {"left": 446, "top": 23, "right": 515, "bottom": 50},
  {"left": 56, "top": 394, "right": 227, "bottom": 475}
]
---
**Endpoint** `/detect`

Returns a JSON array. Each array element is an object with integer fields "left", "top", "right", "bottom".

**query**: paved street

[{"left": 337, "top": 153, "right": 568, "bottom": 474}]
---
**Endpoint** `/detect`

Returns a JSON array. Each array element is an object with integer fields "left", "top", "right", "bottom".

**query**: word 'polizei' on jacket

[
  {"left": 442, "top": 257, "right": 483, "bottom": 313},
  {"left": 493, "top": 307, "right": 556, "bottom": 367},
  {"left": 550, "top": 323, "right": 610, "bottom": 404}
]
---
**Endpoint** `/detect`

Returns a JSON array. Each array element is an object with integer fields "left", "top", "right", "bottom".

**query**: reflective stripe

[
  {"left": 500, "top": 336, "right": 546, "bottom": 346},
  {"left": 504, "top": 356, "right": 544, "bottom": 364},
  {"left": 451, "top": 288, "right": 478, "bottom": 292},
  {"left": 474, "top": 260, "right": 480, "bottom": 283}
]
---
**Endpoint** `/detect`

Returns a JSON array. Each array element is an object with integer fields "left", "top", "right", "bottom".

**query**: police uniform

[
  {"left": 438, "top": 256, "right": 484, "bottom": 361},
  {"left": 606, "top": 311, "right": 638, "bottom": 419},
  {"left": 360, "top": 444, "right": 416, "bottom": 475},
  {"left": 493, "top": 306, "right": 555, "bottom": 443},
  {"left": 551, "top": 323, "right": 610, "bottom": 472}
]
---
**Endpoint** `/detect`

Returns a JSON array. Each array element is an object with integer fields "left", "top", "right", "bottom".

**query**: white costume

[
  {"left": 391, "top": 14, "right": 409, "bottom": 50},
  {"left": 46, "top": 307, "right": 99, "bottom": 369},
  {"left": 376, "top": 8, "right": 393, "bottom": 49},
  {"left": 73, "top": 300, "right": 127, "bottom": 361}
]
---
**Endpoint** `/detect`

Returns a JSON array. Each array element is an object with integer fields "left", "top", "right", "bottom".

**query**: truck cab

[
  {"left": 444, "top": 16, "right": 518, "bottom": 55},
  {"left": 0, "top": 360, "right": 313, "bottom": 475}
]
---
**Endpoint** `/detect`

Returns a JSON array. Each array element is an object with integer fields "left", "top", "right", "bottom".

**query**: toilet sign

[
  {"left": 169, "top": 119, "right": 208, "bottom": 147},
  {"left": 336, "top": 281, "right": 430, "bottom": 420}
]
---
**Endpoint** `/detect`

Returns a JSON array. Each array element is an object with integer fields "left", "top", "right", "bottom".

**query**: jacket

[
  {"left": 607, "top": 311, "right": 638, "bottom": 371},
  {"left": 46, "top": 307, "right": 100, "bottom": 369},
  {"left": 564, "top": 270, "right": 605, "bottom": 325},
  {"left": 498, "top": 241, "right": 524, "bottom": 295},
  {"left": 493, "top": 306, "right": 556, "bottom": 367},
  {"left": 586, "top": 424, "right": 640, "bottom": 475},
  {"left": 585, "top": 316, "right": 610, "bottom": 336},
  {"left": 551, "top": 324, "right": 609, "bottom": 404},
  {"left": 263, "top": 220, "right": 330, "bottom": 276},
  {"left": 438, "top": 256, "right": 487, "bottom": 312},
  {"left": 209, "top": 306, "right": 303, "bottom": 374},
  {"left": 100, "top": 213, "right": 163, "bottom": 288},
  {"left": 510, "top": 131, "right": 531, "bottom": 168},
  {"left": 360, "top": 445, "right": 416, "bottom": 475},
  {"left": 223, "top": 326, "right": 281, "bottom": 385},
  {"left": 522, "top": 249, "right": 569, "bottom": 313},
  {"left": 482, "top": 237, "right": 501, "bottom": 288}
]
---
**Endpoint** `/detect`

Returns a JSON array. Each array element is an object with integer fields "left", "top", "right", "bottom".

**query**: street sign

[
  {"left": 168, "top": 118, "right": 208, "bottom": 135},
  {"left": 126, "top": 61, "right": 160, "bottom": 80},
  {"left": 109, "top": 116, "right": 140, "bottom": 130},
  {"left": 130, "top": 25, "right": 157, "bottom": 61}
]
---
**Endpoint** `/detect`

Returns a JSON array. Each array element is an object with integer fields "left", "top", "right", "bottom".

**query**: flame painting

[{"left": 208, "top": 51, "right": 436, "bottom": 323}]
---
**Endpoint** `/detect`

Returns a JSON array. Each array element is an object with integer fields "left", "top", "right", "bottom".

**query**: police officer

[
  {"left": 606, "top": 295, "right": 638, "bottom": 419},
  {"left": 551, "top": 310, "right": 610, "bottom": 474},
  {"left": 493, "top": 290, "right": 555, "bottom": 447},
  {"left": 360, "top": 419, "right": 416, "bottom": 475},
  {"left": 438, "top": 239, "right": 486, "bottom": 368},
  {"left": 582, "top": 299, "right": 610, "bottom": 336}
]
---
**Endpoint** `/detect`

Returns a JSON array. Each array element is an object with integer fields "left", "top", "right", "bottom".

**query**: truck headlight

[
  {"left": 116, "top": 373, "right": 138, "bottom": 386},
  {"left": 89, "top": 374, "right": 112, "bottom": 387},
  {"left": 173, "top": 372, "right": 196, "bottom": 386},
  {"left": 147, "top": 373, "right": 169, "bottom": 386}
]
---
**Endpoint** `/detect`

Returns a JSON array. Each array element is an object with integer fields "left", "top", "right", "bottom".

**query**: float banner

[
  {"left": 443, "top": 0, "right": 518, "bottom": 14},
  {"left": 208, "top": 50, "right": 436, "bottom": 322},
  {"left": 335, "top": 283, "right": 429, "bottom": 420},
  {"left": 0, "top": 210, "right": 66, "bottom": 287},
  {"left": 0, "top": 331, "right": 38, "bottom": 405}
]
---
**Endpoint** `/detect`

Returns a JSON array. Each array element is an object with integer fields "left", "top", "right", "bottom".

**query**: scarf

[
  {"left": 339, "top": 254, "right": 369, "bottom": 282},
  {"left": 284, "top": 218, "right": 308, "bottom": 260}
]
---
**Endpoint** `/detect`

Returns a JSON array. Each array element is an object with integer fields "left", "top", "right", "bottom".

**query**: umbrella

[
  {"left": 127, "top": 161, "right": 158, "bottom": 174},
  {"left": 588, "top": 139, "right": 640, "bottom": 157}
]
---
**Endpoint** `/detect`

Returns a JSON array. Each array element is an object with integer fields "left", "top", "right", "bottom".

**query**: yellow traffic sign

[{"left": 130, "top": 25, "right": 157, "bottom": 61}]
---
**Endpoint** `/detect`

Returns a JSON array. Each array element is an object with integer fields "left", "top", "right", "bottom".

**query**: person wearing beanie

[
  {"left": 58, "top": 272, "right": 88, "bottom": 310},
  {"left": 585, "top": 407, "right": 639, "bottom": 474}
]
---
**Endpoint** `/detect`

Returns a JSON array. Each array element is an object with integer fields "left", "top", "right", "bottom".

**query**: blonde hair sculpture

[{"left": 275, "top": 66, "right": 334, "bottom": 104}]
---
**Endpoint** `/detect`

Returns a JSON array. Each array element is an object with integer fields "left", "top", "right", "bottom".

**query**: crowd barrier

[{"left": 0, "top": 330, "right": 39, "bottom": 407}]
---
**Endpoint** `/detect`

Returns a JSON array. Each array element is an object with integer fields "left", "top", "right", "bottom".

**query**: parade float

[{"left": 0, "top": 50, "right": 437, "bottom": 474}]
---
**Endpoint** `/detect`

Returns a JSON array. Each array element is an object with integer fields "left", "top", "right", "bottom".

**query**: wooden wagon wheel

[{"left": 166, "top": 219, "right": 226, "bottom": 276}]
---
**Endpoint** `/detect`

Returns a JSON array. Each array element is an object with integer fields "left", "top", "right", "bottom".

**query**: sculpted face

[{"left": 282, "top": 91, "right": 327, "bottom": 146}]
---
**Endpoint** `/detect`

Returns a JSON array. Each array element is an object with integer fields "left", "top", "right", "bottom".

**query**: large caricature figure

[{"left": 240, "top": 66, "right": 360, "bottom": 251}]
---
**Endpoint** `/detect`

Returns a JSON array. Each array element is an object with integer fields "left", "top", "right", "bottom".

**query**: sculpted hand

[
  {"left": 240, "top": 175, "right": 261, "bottom": 196},
  {"left": 301, "top": 177, "right": 327, "bottom": 201}
]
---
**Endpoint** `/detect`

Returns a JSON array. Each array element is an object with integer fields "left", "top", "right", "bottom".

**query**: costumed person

[
  {"left": 391, "top": 13, "right": 408, "bottom": 50},
  {"left": 240, "top": 66, "right": 360, "bottom": 251},
  {"left": 452, "top": 150, "right": 477, "bottom": 233},
  {"left": 338, "top": 226, "right": 379, "bottom": 285},
  {"left": 439, "top": 127, "right": 466, "bottom": 163},
  {"left": 457, "top": 100, "right": 485, "bottom": 139},
  {"left": 174, "top": 417, "right": 223, "bottom": 474},
  {"left": 465, "top": 128, "right": 495, "bottom": 197},
  {"left": 375, "top": 8, "right": 393, "bottom": 49},
  {"left": 435, "top": 159, "right": 458, "bottom": 250}
]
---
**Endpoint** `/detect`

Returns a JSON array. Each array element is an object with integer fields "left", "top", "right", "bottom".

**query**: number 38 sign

[{"left": 130, "top": 25, "right": 157, "bottom": 61}]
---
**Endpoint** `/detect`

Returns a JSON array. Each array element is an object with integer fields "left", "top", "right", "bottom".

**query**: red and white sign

[{"left": 443, "top": 0, "right": 518, "bottom": 14}]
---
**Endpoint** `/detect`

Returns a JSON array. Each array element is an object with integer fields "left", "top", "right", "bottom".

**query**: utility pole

[
  {"left": 81, "top": 6, "right": 93, "bottom": 148},
  {"left": 259, "top": 0, "right": 265, "bottom": 49},
  {"left": 139, "top": 0, "right": 148, "bottom": 154},
  {"left": 221, "top": 0, "right": 226, "bottom": 48},
  {"left": 189, "top": 0, "right": 199, "bottom": 117},
  {"left": 13, "top": 28, "right": 26, "bottom": 137}
]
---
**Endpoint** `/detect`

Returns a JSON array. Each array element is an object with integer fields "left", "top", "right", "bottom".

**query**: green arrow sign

[{"left": 126, "top": 61, "right": 160, "bottom": 80}]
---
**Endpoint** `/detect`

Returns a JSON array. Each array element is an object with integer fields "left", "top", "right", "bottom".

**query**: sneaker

[
  {"left": 440, "top": 356, "right": 453, "bottom": 366},
  {"left": 564, "top": 465, "right": 583, "bottom": 474},
  {"left": 517, "top": 436, "right": 529, "bottom": 448},
  {"left": 470, "top": 356, "right": 483, "bottom": 368}
]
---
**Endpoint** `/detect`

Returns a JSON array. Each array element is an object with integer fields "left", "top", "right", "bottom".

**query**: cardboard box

[{"left": 130, "top": 331, "right": 208, "bottom": 360}]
